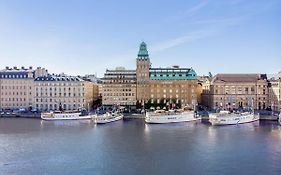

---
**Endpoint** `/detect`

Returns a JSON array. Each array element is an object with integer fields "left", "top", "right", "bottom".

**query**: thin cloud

[
  {"left": 151, "top": 29, "right": 218, "bottom": 52},
  {"left": 184, "top": 0, "right": 210, "bottom": 16},
  {"left": 153, "top": 0, "right": 280, "bottom": 52},
  {"left": 167, "top": 0, "right": 210, "bottom": 22}
]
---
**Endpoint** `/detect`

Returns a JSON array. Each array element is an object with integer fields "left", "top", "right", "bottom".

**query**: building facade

[
  {"left": 268, "top": 75, "right": 281, "bottom": 112},
  {"left": 136, "top": 42, "right": 198, "bottom": 108},
  {"left": 198, "top": 76, "right": 212, "bottom": 108},
  {"left": 34, "top": 75, "right": 96, "bottom": 111},
  {"left": 101, "top": 67, "right": 137, "bottom": 107},
  {"left": 136, "top": 42, "right": 151, "bottom": 103},
  {"left": 208, "top": 74, "right": 268, "bottom": 110},
  {"left": 0, "top": 66, "right": 47, "bottom": 110}
]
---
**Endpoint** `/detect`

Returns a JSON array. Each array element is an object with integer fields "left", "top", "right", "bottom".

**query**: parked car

[{"left": 31, "top": 109, "right": 40, "bottom": 113}]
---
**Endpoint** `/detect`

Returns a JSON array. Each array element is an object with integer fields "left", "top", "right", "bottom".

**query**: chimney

[
  {"left": 5, "top": 66, "right": 9, "bottom": 70},
  {"left": 13, "top": 66, "right": 17, "bottom": 70},
  {"left": 21, "top": 66, "right": 25, "bottom": 70},
  {"left": 29, "top": 66, "right": 33, "bottom": 70}
]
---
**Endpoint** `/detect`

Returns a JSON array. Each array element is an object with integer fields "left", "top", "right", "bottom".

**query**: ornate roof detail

[{"left": 137, "top": 42, "right": 149, "bottom": 58}]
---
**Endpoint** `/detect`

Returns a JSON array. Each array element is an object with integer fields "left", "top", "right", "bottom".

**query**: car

[
  {"left": 31, "top": 109, "right": 40, "bottom": 113},
  {"left": 19, "top": 108, "right": 26, "bottom": 112}
]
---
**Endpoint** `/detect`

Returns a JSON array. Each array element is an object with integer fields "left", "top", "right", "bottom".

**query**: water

[{"left": 0, "top": 118, "right": 280, "bottom": 175}]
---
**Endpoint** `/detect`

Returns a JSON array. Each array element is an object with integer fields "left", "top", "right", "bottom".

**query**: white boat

[
  {"left": 209, "top": 111, "right": 259, "bottom": 125},
  {"left": 41, "top": 111, "right": 94, "bottom": 120},
  {"left": 94, "top": 112, "right": 123, "bottom": 124},
  {"left": 145, "top": 109, "right": 199, "bottom": 124}
]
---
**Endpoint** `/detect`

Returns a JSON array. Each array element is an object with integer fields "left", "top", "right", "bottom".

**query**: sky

[{"left": 0, "top": 0, "right": 280, "bottom": 77}]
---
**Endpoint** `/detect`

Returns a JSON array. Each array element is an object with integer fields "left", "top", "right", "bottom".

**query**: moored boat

[
  {"left": 145, "top": 109, "right": 199, "bottom": 124},
  {"left": 93, "top": 111, "right": 123, "bottom": 124},
  {"left": 209, "top": 110, "right": 259, "bottom": 126},
  {"left": 41, "top": 111, "right": 95, "bottom": 120}
]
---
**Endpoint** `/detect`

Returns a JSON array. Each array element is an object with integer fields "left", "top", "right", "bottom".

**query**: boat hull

[
  {"left": 209, "top": 113, "right": 259, "bottom": 126},
  {"left": 94, "top": 114, "right": 123, "bottom": 124},
  {"left": 145, "top": 112, "right": 199, "bottom": 124},
  {"left": 41, "top": 115, "right": 94, "bottom": 120},
  {"left": 41, "top": 112, "right": 95, "bottom": 120}
]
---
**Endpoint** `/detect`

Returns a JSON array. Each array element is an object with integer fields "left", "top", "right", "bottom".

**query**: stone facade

[
  {"left": 101, "top": 68, "right": 137, "bottom": 107},
  {"left": 268, "top": 77, "right": 281, "bottom": 112},
  {"left": 197, "top": 76, "right": 211, "bottom": 107},
  {"left": 208, "top": 74, "right": 268, "bottom": 110},
  {"left": 34, "top": 75, "right": 96, "bottom": 111},
  {"left": 147, "top": 80, "right": 197, "bottom": 107},
  {"left": 101, "top": 42, "right": 198, "bottom": 109},
  {"left": 136, "top": 42, "right": 198, "bottom": 108},
  {"left": 0, "top": 66, "right": 47, "bottom": 110},
  {"left": 136, "top": 42, "right": 151, "bottom": 103}
]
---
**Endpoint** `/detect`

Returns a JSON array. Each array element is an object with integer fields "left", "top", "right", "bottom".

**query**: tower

[{"left": 136, "top": 42, "right": 150, "bottom": 105}]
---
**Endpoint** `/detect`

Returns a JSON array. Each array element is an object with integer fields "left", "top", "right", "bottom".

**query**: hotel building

[
  {"left": 136, "top": 42, "right": 198, "bottom": 108},
  {"left": 101, "top": 42, "right": 198, "bottom": 109}
]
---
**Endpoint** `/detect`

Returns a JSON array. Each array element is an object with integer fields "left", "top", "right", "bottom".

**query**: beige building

[
  {"left": 208, "top": 74, "right": 268, "bottom": 110},
  {"left": 34, "top": 75, "right": 96, "bottom": 111},
  {"left": 268, "top": 77, "right": 281, "bottom": 112},
  {"left": 136, "top": 42, "right": 198, "bottom": 108},
  {"left": 101, "top": 67, "right": 137, "bottom": 107},
  {"left": 147, "top": 79, "right": 197, "bottom": 107},
  {"left": 0, "top": 66, "right": 47, "bottom": 110},
  {"left": 100, "top": 42, "right": 198, "bottom": 109},
  {"left": 197, "top": 76, "right": 212, "bottom": 107}
]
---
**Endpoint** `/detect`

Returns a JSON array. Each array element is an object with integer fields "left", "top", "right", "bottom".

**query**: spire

[{"left": 137, "top": 42, "right": 149, "bottom": 58}]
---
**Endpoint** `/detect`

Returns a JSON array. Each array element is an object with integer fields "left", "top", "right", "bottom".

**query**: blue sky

[{"left": 0, "top": 0, "right": 280, "bottom": 77}]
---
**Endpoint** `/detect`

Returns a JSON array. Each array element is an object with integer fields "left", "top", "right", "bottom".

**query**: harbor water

[{"left": 0, "top": 118, "right": 280, "bottom": 175}]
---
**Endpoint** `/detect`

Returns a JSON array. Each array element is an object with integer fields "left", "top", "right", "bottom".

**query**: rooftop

[
  {"left": 137, "top": 42, "right": 149, "bottom": 58},
  {"left": 0, "top": 66, "right": 34, "bottom": 72},
  {"left": 149, "top": 68, "right": 197, "bottom": 80},
  {"left": 34, "top": 75, "right": 83, "bottom": 82},
  {"left": 212, "top": 74, "right": 267, "bottom": 83}
]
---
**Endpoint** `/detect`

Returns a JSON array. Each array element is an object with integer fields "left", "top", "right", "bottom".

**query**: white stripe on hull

[
  {"left": 145, "top": 112, "right": 199, "bottom": 124},
  {"left": 41, "top": 115, "right": 94, "bottom": 120},
  {"left": 209, "top": 113, "right": 259, "bottom": 126},
  {"left": 41, "top": 112, "right": 95, "bottom": 120}
]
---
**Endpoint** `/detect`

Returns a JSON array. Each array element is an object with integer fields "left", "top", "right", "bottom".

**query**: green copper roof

[
  {"left": 149, "top": 68, "right": 197, "bottom": 80},
  {"left": 137, "top": 42, "right": 149, "bottom": 58}
]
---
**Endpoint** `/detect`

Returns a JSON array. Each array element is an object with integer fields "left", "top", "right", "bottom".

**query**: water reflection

[
  {"left": 40, "top": 119, "right": 94, "bottom": 128},
  {"left": 1, "top": 118, "right": 281, "bottom": 175}
]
